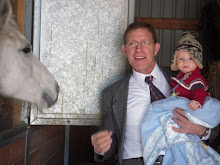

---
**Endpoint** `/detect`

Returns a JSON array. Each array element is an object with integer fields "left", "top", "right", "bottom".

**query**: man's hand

[
  {"left": 172, "top": 108, "right": 207, "bottom": 136},
  {"left": 91, "top": 130, "right": 113, "bottom": 154}
]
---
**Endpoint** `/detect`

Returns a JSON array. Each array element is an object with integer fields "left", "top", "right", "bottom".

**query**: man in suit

[{"left": 91, "top": 22, "right": 209, "bottom": 165}]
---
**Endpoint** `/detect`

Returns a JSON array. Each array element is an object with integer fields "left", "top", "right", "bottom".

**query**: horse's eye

[{"left": 22, "top": 47, "right": 31, "bottom": 54}]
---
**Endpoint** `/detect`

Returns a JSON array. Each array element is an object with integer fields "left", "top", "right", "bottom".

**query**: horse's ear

[{"left": 0, "top": 0, "right": 12, "bottom": 27}]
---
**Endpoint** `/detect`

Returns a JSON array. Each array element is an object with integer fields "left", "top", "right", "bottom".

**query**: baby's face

[{"left": 176, "top": 51, "right": 197, "bottom": 73}]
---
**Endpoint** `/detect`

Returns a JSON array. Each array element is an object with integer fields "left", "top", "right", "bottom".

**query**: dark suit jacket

[{"left": 95, "top": 66, "right": 177, "bottom": 165}]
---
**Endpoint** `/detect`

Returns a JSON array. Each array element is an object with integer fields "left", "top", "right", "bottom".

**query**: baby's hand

[{"left": 189, "top": 101, "right": 200, "bottom": 111}]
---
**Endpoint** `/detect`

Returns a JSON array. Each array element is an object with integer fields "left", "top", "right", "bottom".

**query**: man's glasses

[{"left": 126, "top": 40, "right": 154, "bottom": 48}]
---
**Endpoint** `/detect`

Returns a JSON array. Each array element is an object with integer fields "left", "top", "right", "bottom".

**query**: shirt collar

[{"left": 132, "top": 64, "right": 162, "bottom": 87}]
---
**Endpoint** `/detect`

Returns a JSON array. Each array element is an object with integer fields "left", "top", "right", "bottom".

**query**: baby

[
  {"left": 141, "top": 32, "right": 220, "bottom": 165},
  {"left": 170, "top": 32, "right": 209, "bottom": 111}
]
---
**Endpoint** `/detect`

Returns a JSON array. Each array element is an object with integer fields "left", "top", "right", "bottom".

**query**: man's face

[{"left": 122, "top": 28, "right": 160, "bottom": 74}]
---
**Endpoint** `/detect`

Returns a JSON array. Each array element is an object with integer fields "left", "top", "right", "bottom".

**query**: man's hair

[{"left": 123, "top": 22, "right": 157, "bottom": 44}]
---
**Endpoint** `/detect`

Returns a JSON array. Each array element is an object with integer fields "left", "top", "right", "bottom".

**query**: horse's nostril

[
  {"left": 42, "top": 91, "right": 54, "bottom": 108},
  {"left": 56, "top": 83, "right": 60, "bottom": 93}
]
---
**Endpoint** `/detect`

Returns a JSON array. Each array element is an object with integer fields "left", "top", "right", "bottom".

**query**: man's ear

[
  {"left": 154, "top": 43, "right": 160, "bottom": 56},
  {"left": 122, "top": 44, "right": 127, "bottom": 57}
]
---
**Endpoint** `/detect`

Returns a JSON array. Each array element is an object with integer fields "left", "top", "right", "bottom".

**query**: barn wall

[
  {"left": 0, "top": 136, "right": 25, "bottom": 165},
  {"left": 0, "top": 126, "right": 65, "bottom": 165}
]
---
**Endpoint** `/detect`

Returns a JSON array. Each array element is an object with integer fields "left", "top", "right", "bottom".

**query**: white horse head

[{"left": 0, "top": 0, "right": 59, "bottom": 108}]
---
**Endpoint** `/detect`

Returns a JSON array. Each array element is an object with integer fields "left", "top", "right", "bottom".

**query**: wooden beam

[
  {"left": 134, "top": 17, "right": 200, "bottom": 30},
  {"left": 10, "top": 0, "right": 25, "bottom": 34}
]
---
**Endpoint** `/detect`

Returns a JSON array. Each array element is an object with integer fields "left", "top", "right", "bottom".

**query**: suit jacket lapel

[
  {"left": 112, "top": 74, "right": 131, "bottom": 134},
  {"left": 112, "top": 74, "right": 131, "bottom": 164}
]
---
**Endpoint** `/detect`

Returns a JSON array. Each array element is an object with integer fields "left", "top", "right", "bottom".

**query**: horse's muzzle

[{"left": 42, "top": 82, "right": 59, "bottom": 108}]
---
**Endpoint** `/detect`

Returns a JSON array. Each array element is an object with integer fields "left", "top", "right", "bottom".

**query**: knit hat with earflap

[{"left": 170, "top": 32, "right": 203, "bottom": 71}]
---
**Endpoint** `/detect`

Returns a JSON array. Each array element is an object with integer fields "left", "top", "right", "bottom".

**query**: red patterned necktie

[{"left": 145, "top": 76, "right": 166, "bottom": 103}]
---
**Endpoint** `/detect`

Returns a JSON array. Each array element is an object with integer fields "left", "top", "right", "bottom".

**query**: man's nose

[{"left": 136, "top": 42, "right": 142, "bottom": 49}]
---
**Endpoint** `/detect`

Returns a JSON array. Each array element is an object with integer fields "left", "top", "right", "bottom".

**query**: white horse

[{"left": 0, "top": 0, "right": 59, "bottom": 108}]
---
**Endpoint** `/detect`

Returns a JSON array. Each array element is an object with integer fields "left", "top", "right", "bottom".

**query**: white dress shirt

[{"left": 123, "top": 64, "right": 170, "bottom": 159}]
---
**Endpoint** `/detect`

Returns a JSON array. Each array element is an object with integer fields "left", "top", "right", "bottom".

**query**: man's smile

[{"left": 135, "top": 56, "right": 146, "bottom": 59}]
